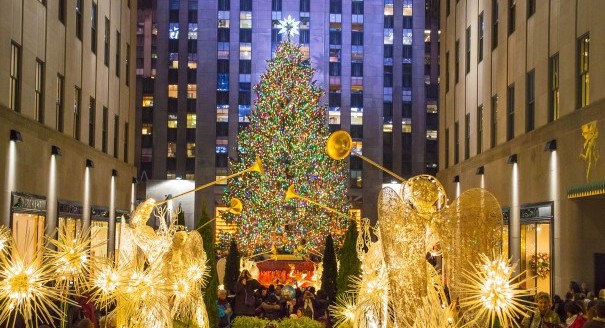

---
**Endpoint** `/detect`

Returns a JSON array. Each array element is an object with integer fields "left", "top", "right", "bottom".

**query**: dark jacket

[{"left": 234, "top": 277, "right": 262, "bottom": 316}]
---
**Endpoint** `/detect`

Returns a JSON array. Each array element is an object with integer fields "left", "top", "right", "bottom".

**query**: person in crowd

[
  {"left": 565, "top": 301, "right": 587, "bottom": 328},
  {"left": 570, "top": 282, "right": 582, "bottom": 295},
  {"left": 218, "top": 289, "right": 233, "bottom": 328},
  {"left": 553, "top": 294, "right": 567, "bottom": 323},
  {"left": 234, "top": 269, "right": 262, "bottom": 317},
  {"left": 599, "top": 290, "right": 605, "bottom": 301},
  {"left": 521, "top": 292, "right": 562, "bottom": 328},
  {"left": 582, "top": 283, "right": 591, "bottom": 295},
  {"left": 300, "top": 291, "right": 315, "bottom": 318},
  {"left": 258, "top": 294, "right": 282, "bottom": 320},
  {"left": 584, "top": 301, "right": 605, "bottom": 328},
  {"left": 274, "top": 284, "right": 283, "bottom": 301},
  {"left": 314, "top": 289, "right": 329, "bottom": 326},
  {"left": 283, "top": 297, "right": 298, "bottom": 318},
  {"left": 75, "top": 318, "right": 95, "bottom": 328}
]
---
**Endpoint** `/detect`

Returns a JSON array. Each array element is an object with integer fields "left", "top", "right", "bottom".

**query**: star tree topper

[{"left": 277, "top": 15, "right": 300, "bottom": 40}]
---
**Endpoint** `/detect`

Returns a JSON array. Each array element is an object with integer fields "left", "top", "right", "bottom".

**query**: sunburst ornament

[
  {"left": 458, "top": 253, "right": 534, "bottom": 327},
  {"left": 276, "top": 15, "right": 300, "bottom": 39}
]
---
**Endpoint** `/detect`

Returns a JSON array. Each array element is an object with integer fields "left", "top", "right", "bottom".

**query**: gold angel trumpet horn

[
  {"left": 196, "top": 197, "right": 244, "bottom": 231},
  {"left": 285, "top": 184, "right": 348, "bottom": 217},
  {"left": 327, "top": 130, "right": 405, "bottom": 182},
  {"left": 228, "top": 197, "right": 243, "bottom": 214},
  {"left": 156, "top": 156, "right": 264, "bottom": 206}
]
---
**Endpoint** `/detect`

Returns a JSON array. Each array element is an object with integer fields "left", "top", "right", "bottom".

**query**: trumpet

[{"left": 285, "top": 184, "right": 348, "bottom": 217}]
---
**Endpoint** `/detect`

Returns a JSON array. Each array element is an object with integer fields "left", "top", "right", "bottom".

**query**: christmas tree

[{"left": 224, "top": 40, "right": 349, "bottom": 256}]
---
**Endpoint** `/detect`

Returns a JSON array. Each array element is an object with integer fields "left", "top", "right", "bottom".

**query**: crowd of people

[
  {"left": 218, "top": 269, "right": 330, "bottom": 327},
  {"left": 521, "top": 282, "right": 605, "bottom": 328}
]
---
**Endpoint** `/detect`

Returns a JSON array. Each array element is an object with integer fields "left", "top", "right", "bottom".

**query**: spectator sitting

[{"left": 259, "top": 294, "right": 282, "bottom": 320}]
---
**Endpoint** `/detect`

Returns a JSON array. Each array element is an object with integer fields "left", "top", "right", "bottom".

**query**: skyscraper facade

[
  {"left": 135, "top": 0, "right": 440, "bottom": 224},
  {"left": 0, "top": 0, "right": 137, "bottom": 260},
  {"left": 438, "top": 0, "right": 605, "bottom": 295}
]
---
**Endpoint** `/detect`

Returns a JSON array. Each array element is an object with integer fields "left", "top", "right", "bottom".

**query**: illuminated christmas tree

[{"left": 224, "top": 40, "right": 349, "bottom": 256}]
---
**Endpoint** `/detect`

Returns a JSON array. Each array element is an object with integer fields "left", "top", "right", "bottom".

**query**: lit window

[
  {"left": 187, "top": 143, "right": 196, "bottom": 157},
  {"left": 168, "top": 84, "right": 178, "bottom": 98},
  {"left": 170, "top": 61, "right": 178, "bottom": 69},
  {"left": 169, "top": 23, "right": 179, "bottom": 39},
  {"left": 187, "top": 114, "right": 196, "bottom": 128},
  {"left": 187, "top": 84, "right": 197, "bottom": 99},
  {"left": 141, "top": 148, "right": 152, "bottom": 162},
  {"left": 351, "top": 112, "right": 363, "bottom": 125},
  {"left": 329, "top": 109, "right": 340, "bottom": 124},
  {"left": 217, "top": 108, "right": 228, "bottom": 122},
  {"left": 240, "top": 43, "right": 252, "bottom": 60},
  {"left": 426, "top": 130, "right": 438, "bottom": 140},
  {"left": 188, "top": 61, "right": 197, "bottom": 69},
  {"left": 384, "top": 3, "right": 394, "bottom": 15},
  {"left": 240, "top": 12, "right": 252, "bottom": 28},
  {"left": 424, "top": 29, "right": 431, "bottom": 42},
  {"left": 141, "top": 124, "right": 152, "bottom": 135},
  {"left": 185, "top": 173, "right": 195, "bottom": 180},
  {"left": 403, "top": 0, "right": 413, "bottom": 15},
  {"left": 166, "top": 172, "right": 176, "bottom": 179},
  {"left": 168, "top": 114, "right": 177, "bottom": 128},
  {"left": 167, "top": 142, "right": 176, "bottom": 157},
  {"left": 403, "top": 29, "right": 413, "bottom": 45},
  {"left": 142, "top": 96, "right": 154, "bottom": 107},
  {"left": 218, "top": 42, "right": 230, "bottom": 59},
  {"left": 300, "top": 45, "right": 310, "bottom": 60},
  {"left": 427, "top": 102, "right": 438, "bottom": 113},
  {"left": 188, "top": 23, "right": 198, "bottom": 40},
  {"left": 352, "top": 140, "right": 362, "bottom": 154},
  {"left": 383, "top": 123, "right": 393, "bottom": 132},
  {"left": 402, "top": 118, "right": 412, "bottom": 133},
  {"left": 218, "top": 11, "right": 230, "bottom": 28},
  {"left": 384, "top": 28, "right": 394, "bottom": 44}
]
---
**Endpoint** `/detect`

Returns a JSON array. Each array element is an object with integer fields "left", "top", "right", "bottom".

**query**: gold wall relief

[{"left": 580, "top": 121, "right": 599, "bottom": 182}]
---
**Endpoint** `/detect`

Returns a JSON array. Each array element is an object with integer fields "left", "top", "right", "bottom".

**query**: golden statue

[{"left": 580, "top": 121, "right": 599, "bottom": 181}]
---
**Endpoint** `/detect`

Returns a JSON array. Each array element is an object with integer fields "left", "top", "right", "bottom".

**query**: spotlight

[
  {"left": 112, "top": 169, "right": 118, "bottom": 177},
  {"left": 544, "top": 139, "right": 557, "bottom": 152},
  {"left": 132, "top": 177, "right": 138, "bottom": 184},
  {"left": 86, "top": 159, "right": 95, "bottom": 168},
  {"left": 453, "top": 175, "right": 460, "bottom": 183},
  {"left": 507, "top": 154, "right": 517, "bottom": 164},
  {"left": 51, "top": 145, "right": 62, "bottom": 156},
  {"left": 476, "top": 166, "right": 485, "bottom": 175},
  {"left": 9, "top": 130, "right": 23, "bottom": 142}
]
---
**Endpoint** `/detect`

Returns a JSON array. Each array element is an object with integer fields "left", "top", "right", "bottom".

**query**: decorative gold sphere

[{"left": 327, "top": 130, "right": 353, "bottom": 160}]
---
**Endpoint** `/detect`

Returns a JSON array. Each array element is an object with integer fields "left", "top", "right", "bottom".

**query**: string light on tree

[{"left": 223, "top": 40, "right": 349, "bottom": 256}]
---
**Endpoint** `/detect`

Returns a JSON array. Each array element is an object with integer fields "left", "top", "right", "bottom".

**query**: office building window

[
  {"left": 526, "top": 69, "right": 535, "bottom": 132},
  {"left": 125, "top": 43, "right": 130, "bottom": 86},
  {"left": 91, "top": 2, "right": 97, "bottom": 53},
  {"left": 76, "top": 0, "right": 82, "bottom": 39},
  {"left": 491, "top": 95, "right": 497, "bottom": 148},
  {"left": 478, "top": 12, "right": 484, "bottom": 62},
  {"left": 444, "top": 127, "right": 449, "bottom": 168},
  {"left": 115, "top": 31, "right": 120, "bottom": 77},
  {"left": 548, "top": 53, "right": 559, "bottom": 122},
  {"left": 477, "top": 105, "right": 483, "bottom": 154},
  {"left": 455, "top": 40, "right": 459, "bottom": 84},
  {"left": 492, "top": 0, "right": 498, "bottom": 49},
  {"left": 113, "top": 115, "right": 119, "bottom": 158},
  {"left": 104, "top": 18, "right": 110, "bottom": 66},
  {"left": 508, "top": 0, "right": 515, "bottom": 35},
  {"left": 10, "top": 42, "right": 21, "bottom": 112},
  {"left": 218, "top": 0, "right": 229, "bottom": 11},
  {"left": 56, "top": 75, "right": 65, "bottom": 132},
  {"left": 124, "top": 122, "right": 129, "bottom": 163},
  {"left": 465, "top": 27, "right": 471, "bottom": 74},
  {"left": 102, "top": 107, "right": 108, "bottom": 153},
  {"left": 89, "top": 97, "right": 96, "bottom": 147},
  {"left": 454, "top": 121, "right": 459, "bottom": 164},
  {"left": 507, "top": 84, "right": 514, "bottom": 141},
  {"left": 59, "top": 0, "right": 66, "bottom": 23},
  {"left": 240, "top": 0, "right": 252, "bottom": 11},
  {"left": 35, "top": 60, "right": 45, "bottom": 123},
  {"left": 577, "top": 33, "right": 590, "bottom": 108},
  {"left": 300, "top": 0, "right": 310, "bottom": 12},
  {"left": 445, "top": 51, "right": 450, "bottom": 92},
  {"left": 527, "top": 0, "right": 536, "bottom": 18},
  {"left": 74, "top": 87, "right": 81, "bottom": 140},
  {"left": 167, "top": 142, "right": 176, "bottom": 158},
  {"left": 187, "top": 143, "right": 196, "bottom": 158},
  {"left": 465, "top": 114, "right": 470, "bottom": 160}
]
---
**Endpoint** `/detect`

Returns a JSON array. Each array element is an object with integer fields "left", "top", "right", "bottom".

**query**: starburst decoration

[
  {"left": 0, "top": 239, "right": 72, "bottom": 327},
  {"left": 276, "top": 15, "right": 300, "bottom": 38},
  {"left": 329, "top": 292, "right": 357, "bottom": 327},
  {"left": 0, "top": 226, "right": 11, "bottom": 255},
  {"left": 458, "top": 253, "right": 534, "bottom": 327},
  {"left": 46, "top": 226, "right": 104, "bottom": 294},
  {"left": 88, "top": 259, "right": 123, "bottom": 312}
]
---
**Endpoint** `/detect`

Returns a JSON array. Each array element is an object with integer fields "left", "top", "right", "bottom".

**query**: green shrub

[
  {"left": 278, "top": 317, "right": 324, "bottom": 328},
  {"left": 231, "top": 316, "right": 270, "bottom": 328}
]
